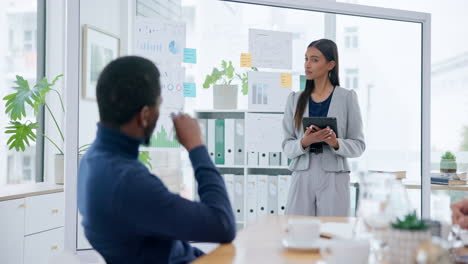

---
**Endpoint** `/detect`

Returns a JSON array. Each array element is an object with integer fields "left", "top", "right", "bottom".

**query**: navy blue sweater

[{"left": 77, "top": 124, "right": 236, "bottom": 264}]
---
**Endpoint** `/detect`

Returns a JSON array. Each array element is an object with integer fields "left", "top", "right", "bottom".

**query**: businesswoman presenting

[{"left": 282, "top": 39, "right": 365, "bottom": 217}]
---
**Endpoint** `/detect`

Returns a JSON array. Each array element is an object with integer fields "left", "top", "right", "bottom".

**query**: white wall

[{"left": 79, "top": 0, "right": 122, "bottom": 148}]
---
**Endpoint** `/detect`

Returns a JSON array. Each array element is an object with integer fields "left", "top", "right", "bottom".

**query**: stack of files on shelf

[
  {"left": 256, "top": 175, "right": 269, "bottom": 218},
  {"left": 223, "top": 174, "right": 235, "bottom": 205},
  {"left": 220, "top": 174, "right": 293, "bottom": 226},
  {"left": 281, "top": 152, "right": 292, "bottom": 167},
  {"left": 269, "top": 152, "right": 280, "bottom": 166},
  {"left": 207, "top": 119, "right": 216, "bottom": 161},
  {"left": 246, "top": 174, "right": 258, "bottom": 224},
  {"left": 215, "top": 119, "right": 225, "bottom": 165},
  {"left": 259, "top": 152, "right": 269, "bottom": 166},
  {"left": 198, "top": 119, "right": 207, "bottom": 144},
  {"left": 224, "top": 119, "right": 235, "bottom": 166},
  {"left": 248, "top": 151, "right": 258, "bottom": 166},
  {"left": 248, "top": 152, "right": 292, "bottom": 167},
  {"left": 267, "top": 175, "right": 278, "bottom": 215},
  {"left": 277, "top": 175, "right": 292, "bottom": 215},
  {"left": 200, "top": 118, "right": 245, "bottom": 166},
  {"left": 234, "top": 119, "right": 245, "bottom": 165},
  {"left": 234, "top": 175, "right": 244, "bottom": 221}
]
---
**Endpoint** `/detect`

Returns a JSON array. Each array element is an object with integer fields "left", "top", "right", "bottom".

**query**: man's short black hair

[{"left": 96, "top": 56, "right": 161, "bottom": 126}]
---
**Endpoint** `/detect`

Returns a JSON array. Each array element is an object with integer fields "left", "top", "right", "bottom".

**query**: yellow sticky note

[
  {"left": 240, "top": 53, "right": 252, "bottom": 67},
  {"left": 280, "top": 73, "right": 292, "bottom": 88}
]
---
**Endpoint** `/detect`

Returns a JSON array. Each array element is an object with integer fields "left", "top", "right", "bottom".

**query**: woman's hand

[
  {"left": 301, "top": 125, "right": 333, "bottom": 149},
  {"left": 323, "top": 126, "right": 339, "bottom": 150}
]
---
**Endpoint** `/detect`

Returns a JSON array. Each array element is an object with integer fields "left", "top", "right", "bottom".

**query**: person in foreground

[
  {"left": 77, "top": 56, "right": 236, "bottom": 264},
  {"left": 452, "top": 199, "right": 468, "bottom": 229}
]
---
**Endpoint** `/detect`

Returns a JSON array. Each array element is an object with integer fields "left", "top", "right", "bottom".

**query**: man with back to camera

[{"left": 77, "top": 56, "right": 236, "bottom": 264}]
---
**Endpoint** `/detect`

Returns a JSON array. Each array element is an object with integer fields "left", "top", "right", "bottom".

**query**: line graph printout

[
  {"left": 245, "top": 113, "right": 283, "bottom": 153},
  {"left": 134, "top": 17, "right": 186, "bottom": 66},
  {"left": 149, "top": 108, "right": 181, "bottom": 149},
  {"left": 249, "top": 29, "right": 292, "bottom": 70}
]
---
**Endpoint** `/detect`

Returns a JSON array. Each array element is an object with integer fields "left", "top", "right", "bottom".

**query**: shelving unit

[{"left": 194, "top": 110, "right": 292, "bottom": 229}]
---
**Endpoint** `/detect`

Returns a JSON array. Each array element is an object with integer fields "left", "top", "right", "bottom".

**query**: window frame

[{"left": 35, "top": 0, "right": 46, "bottom": 183}]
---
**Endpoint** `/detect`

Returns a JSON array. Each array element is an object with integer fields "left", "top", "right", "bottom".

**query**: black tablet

[{"left": 302, "top": 117, "right": 338, "bottom": 138}]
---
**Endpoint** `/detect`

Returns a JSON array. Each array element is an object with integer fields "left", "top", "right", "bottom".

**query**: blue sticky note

[
  {"left": 300, "top": 75, "right": 306, "bottom": 91},
  {"left": 183, "top": 48, "right": 197, "bottom": 64},
  {"left": 183, "top": 82, "right": 196, "bottom": 97}
]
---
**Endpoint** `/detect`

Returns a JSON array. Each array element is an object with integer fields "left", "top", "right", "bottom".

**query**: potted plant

[
  {"left": 203, "top": 60, "right": 257, "bottom": 109},
  {"left": 3, "top": 75, "right": 90, "bottom": 184},
  {"left": 388, "top": 212, "right": 431, "bottom": 264},
  {"left": 440, "top": 151, "right": 457, "bottom": 173}
]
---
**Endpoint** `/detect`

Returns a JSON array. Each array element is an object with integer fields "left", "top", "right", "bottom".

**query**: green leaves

[
  {"left": 237, "top": 67, "right": 258, "bottom": 95},
  {"left": 5, "top": 121, "right": 39, "bottom": 151},
  {"left": 3, "top": 74, "right": 65, "bottom": 153},
  {"left": 223, "top": 60, "right": 234, "bottom": 79},
  {"left": 139, "top": 151, "right": 153, "bottom": 170},
  {"left": 3, "top": 74, "right": 64, "bottom": 119},
  {"left": 441, "top": 151, "right": 456, "bottom": 160},
  {"left": 3, "top": 76, "right": 36, "bottom": 120},
  {"left": 203, "top": 67, "right": 222, "bottom": 88},
  {"left": 203, "top": 61, "right": 257, "bottom": 94},
  {"left": 391, "top": 211, "right": 429, "bottom": 231}
]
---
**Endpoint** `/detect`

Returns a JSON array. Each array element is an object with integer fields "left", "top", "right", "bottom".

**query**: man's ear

[{"left": 139, "top": 106, "right": 151, "bottom": 128}]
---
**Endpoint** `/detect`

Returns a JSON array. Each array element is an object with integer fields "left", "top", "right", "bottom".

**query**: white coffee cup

[
  {"left": 320, "top": 239, "right": 370, "bottom": 264},
  {"left": 286, "top": 218, "right": 321, "bottom": 242}
]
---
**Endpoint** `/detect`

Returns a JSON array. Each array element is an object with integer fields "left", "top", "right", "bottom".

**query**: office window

[
  {"left": 23, "top": 156, "right": 32, "bottom": 181},
  {"left": 23, "top": 30, "right": 34, "bottom": 51},
  {"left": 344, "top": 27, "right": 359, "bottom": 49},
  {"left": 0, "top": 0, "right": 43, "bottom": 186},
  {"left": 345, "top": 68, "right": 359, "bottom": 89},
  {"left": 337, "top": 0, "right": 468, "bottom": 221}
]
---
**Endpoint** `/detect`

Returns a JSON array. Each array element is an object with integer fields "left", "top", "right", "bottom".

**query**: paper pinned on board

[
  {"left": 249, "top": 29, "right": 292, "bottom": 70},
  {"left": 245, "top": 113, "right": 284, "bottom": 153},
  {"left": 134, "top": 17, "right": 186, "bottom": 66},
  {"left": 248, "top": 71, "right": 291, "bottom": 112}
]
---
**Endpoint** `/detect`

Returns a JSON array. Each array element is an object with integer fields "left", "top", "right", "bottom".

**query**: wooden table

[{"left": 193, "top": 216, "right": 356, "bottom": 264}]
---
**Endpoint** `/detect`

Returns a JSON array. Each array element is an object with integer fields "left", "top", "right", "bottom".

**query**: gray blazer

[{"left": 282, "top": 86, "right": 365, "bottom": 172}]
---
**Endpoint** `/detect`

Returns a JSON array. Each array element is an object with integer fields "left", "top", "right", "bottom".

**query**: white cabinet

[
  {"left": 25, "top": 192, "right": 64, "bottom": 235},
  {"left": 0, "top": 198, "right": 26, "bottom": 264},
  {"left": 24, "top": 227, "right": 64, "bottom": 264},
  {"left": 0, "top": 191, "right": 64, "bottom": 264}
]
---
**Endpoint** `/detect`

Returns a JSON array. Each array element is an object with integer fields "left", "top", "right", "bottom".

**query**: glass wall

[
  {"left": 0, "top": 0, "right": 40, "bottom": 185},
  {"left": 76, "top": 0, "right": 426, "bottom": 249},
  {"left": 338, "top": 0, "right": 468, "bottom": 223}
]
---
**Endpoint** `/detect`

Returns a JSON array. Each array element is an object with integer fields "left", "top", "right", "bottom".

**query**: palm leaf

[
  {"left": 3, "top": 76, "right": 37, "bottom": 120},
  {"left": 5, "top": 121, "right": 38, "bottom": 151}
]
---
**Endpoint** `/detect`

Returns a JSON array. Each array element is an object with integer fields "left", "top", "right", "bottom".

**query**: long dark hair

[{"left": 293, "top": 39, "right": 340, "bottom": 130}]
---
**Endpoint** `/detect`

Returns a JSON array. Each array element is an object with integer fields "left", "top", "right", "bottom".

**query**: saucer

[{"left": 281, "top": 238, "right": 330, "bottom": 251}]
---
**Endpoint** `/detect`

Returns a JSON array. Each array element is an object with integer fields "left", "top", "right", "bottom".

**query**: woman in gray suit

[{"left": 282, "top": 39, "right": 365, "bottom": 217}]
